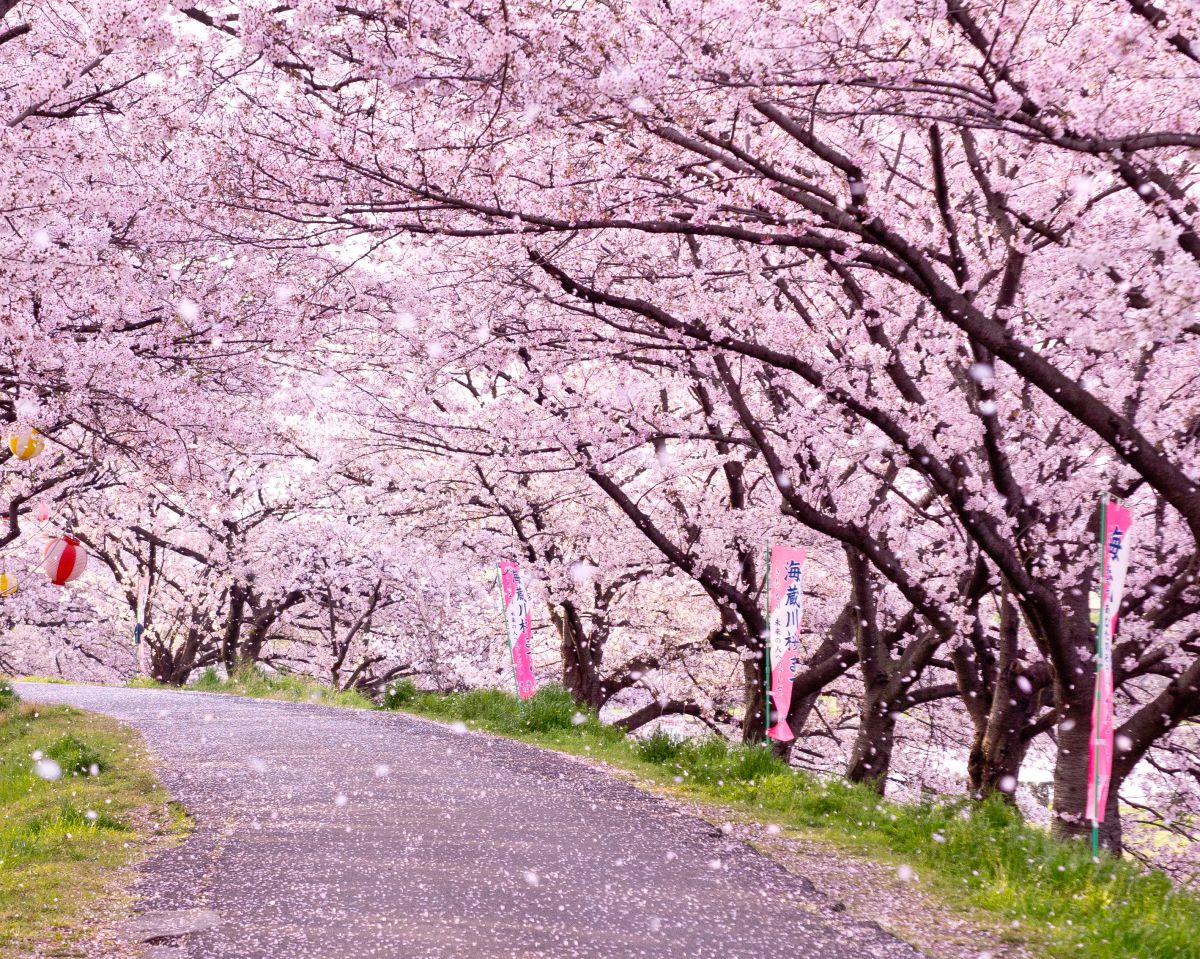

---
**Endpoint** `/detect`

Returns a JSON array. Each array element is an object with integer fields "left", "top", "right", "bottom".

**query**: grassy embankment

[
  {"left": 128, "top": 667, "right": 375, "bottom": 706},
  {"left": 0, "top": 680, "right": 183, "bottom": 957},
  {"left": 127, "top": 668, "right": 1199, "bottom": 959}
]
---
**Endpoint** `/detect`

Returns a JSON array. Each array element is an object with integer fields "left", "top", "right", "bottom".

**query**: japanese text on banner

[
  {"left": 1086, "top": 500, "right": 1134, "bottom": 825},
  {"left": 499, "top": 560, "right": 537, "bottom": 700},
  {"left": 767, "top": 545, "right": 806, "bottom": 742}
]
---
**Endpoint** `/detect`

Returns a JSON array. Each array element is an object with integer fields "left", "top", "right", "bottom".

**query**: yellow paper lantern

[
  {"left": 8, "top": 427, "right": 43, "bottom": 461},
  {"left": 0, "top": 572, "right": 17, "bottom": 596}
]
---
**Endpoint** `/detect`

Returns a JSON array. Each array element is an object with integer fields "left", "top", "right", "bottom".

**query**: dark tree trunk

[
  {"left": 1100, "top": 785, "right": 1122, "bottom": 854},
  {"left": 1051, "top": 761, "right": 1130, "bottom": 857},
  {"left": 220, "top": 584, "right": 247, "bottom": 671},
  {"left": 967, "top": 587, "right": 1042, "bottom": 799},
  {"left": 554, "top": 600, "right": 607, "bottom": 710},
  {"left": 147, "top": 645, "right": 189, "bottom": 687},
  {"left": 843, "top": 547, "right": 899, "bottom": 792},
  {"left": 238, "top": 588, "right": 305, "bottom": 666},
  {"left": 976, "top": 693, "right": 1037, "bottom": 798},
  {"left": 148, "top": 608, "right": 213, "bottom": 687},
  {"left": 742, "top": 653, "right": 768, "bottom": 743},
  {"left": 966, "top": 724, "right": 988, "bottom": 797},
  {"left": 845, "top": 681, "right": 897, "bottom": 790},
  {"left": 1050, "top": 678, "right": 1097, "bottom": 842}
]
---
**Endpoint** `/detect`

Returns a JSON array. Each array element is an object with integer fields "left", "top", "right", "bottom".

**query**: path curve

[{"left": 16, "top": 682, "right": 920, "bottom": 959}]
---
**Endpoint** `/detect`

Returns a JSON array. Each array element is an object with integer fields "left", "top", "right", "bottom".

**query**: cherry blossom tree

[{"left": 3, "top": 0, "right": 1198, "bottom": 865}]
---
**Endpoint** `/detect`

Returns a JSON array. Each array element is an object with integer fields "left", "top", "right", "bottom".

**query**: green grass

[
  {"left": 131, "top": 665, "right": 375, "bottom": 709},
  {"left": 121, "top": 672, "right": 1200, "bottom": 958},
  {"left": 5, "top": 675, "right": 72, "bottom": 685},
  {"left": 659, "top": 739, "right": 1196, "bottom": 959},
  {"left": 196, "top": 665, "right": 376, "bottom": 708},
  {"left": 0, "top": 684, "right": 182, "bottom": 957},
  {"left": 387, "top": 683, "right": 627, "bottom": 744}
]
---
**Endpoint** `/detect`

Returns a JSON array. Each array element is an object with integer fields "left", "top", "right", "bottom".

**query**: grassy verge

[
  {"left": 0, "top": 680, "right": 184, "bottom": 957},
  {"left": 384, "top": 682, "right": 1197, "bottom": 959},
  {"left": 130, "top": 666, "right": 374, "bottom": 709},
  {"left": 4, "top": 676, "right": 73, "bottom": 685},
  {"left": 121, "top": 671, "right": 1200, "bottom": 959}
]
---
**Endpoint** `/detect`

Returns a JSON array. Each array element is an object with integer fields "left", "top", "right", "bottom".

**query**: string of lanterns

[
  {"left": 5, "top": 420, "right": 152, "bottom": 685},
  {"left": 4, "top": 356, "right": 336, "bottom": 596},
  {"left": 3, "top": 425, "right": 88, "bottom": 593}
]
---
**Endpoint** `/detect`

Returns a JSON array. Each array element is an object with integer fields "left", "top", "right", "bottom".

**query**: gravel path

[{"left": 16, "top": 682, "right": 923, "bottom": 959}]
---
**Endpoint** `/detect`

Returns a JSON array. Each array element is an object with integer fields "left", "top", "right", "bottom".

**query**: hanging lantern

[
  {"left": 34, "top": 501, "right": 51, "bottom": 523},
  {"left": 9, "top": 427, "right": 44, "bottom": 461},
  {"left": 43, "top": 535, "right": 87, "bottom": 586},
  {"left": 0, "top": 573, "right": 16, "bottom": 596}
]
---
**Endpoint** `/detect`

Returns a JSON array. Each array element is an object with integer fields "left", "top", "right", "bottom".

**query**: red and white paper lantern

[{"left": 43, "top": 535, "right": 87, "bottom": 586}]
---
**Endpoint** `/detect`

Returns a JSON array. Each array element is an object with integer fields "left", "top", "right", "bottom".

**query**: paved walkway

[{"left": 16, "top": 682, "right": 919, "bottom": 959}]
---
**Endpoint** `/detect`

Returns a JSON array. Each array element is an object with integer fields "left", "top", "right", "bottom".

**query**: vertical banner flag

[
  {"left": 498, "top": 561, "right": 537, "bottom": 700},
  {"left": 134, "top": 573, "right": 150, "bottom": 676},
  {"left": 766, "top": 545, "right": 807, "bottom": 742},
  {"left": 1086, "top": 498, "right": 1135, "bottom": 832}
]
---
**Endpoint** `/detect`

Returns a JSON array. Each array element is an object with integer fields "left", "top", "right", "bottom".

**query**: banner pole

[
  {"left": 497, "top": 565, "right": 520, "bottom": 697},
  {"left": 763, "top": 546, "right": 772, "bottom": 739},
  {"left": 1090, "top": 495, "right": 1109, "bottom": 860},
  {"left": 134, "top": 570, "right": 149, "bottom": 678}
]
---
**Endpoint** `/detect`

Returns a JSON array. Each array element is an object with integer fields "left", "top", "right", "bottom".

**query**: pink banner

[
  {"left": 499, "top": 560, "right": 537, "bottom": 700},
  {"left": 1086, "top": 498, "right": 1134, "bottom": 824},
  {"left": 766, "top": 545, "right": 806, "bottom": 742}
]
